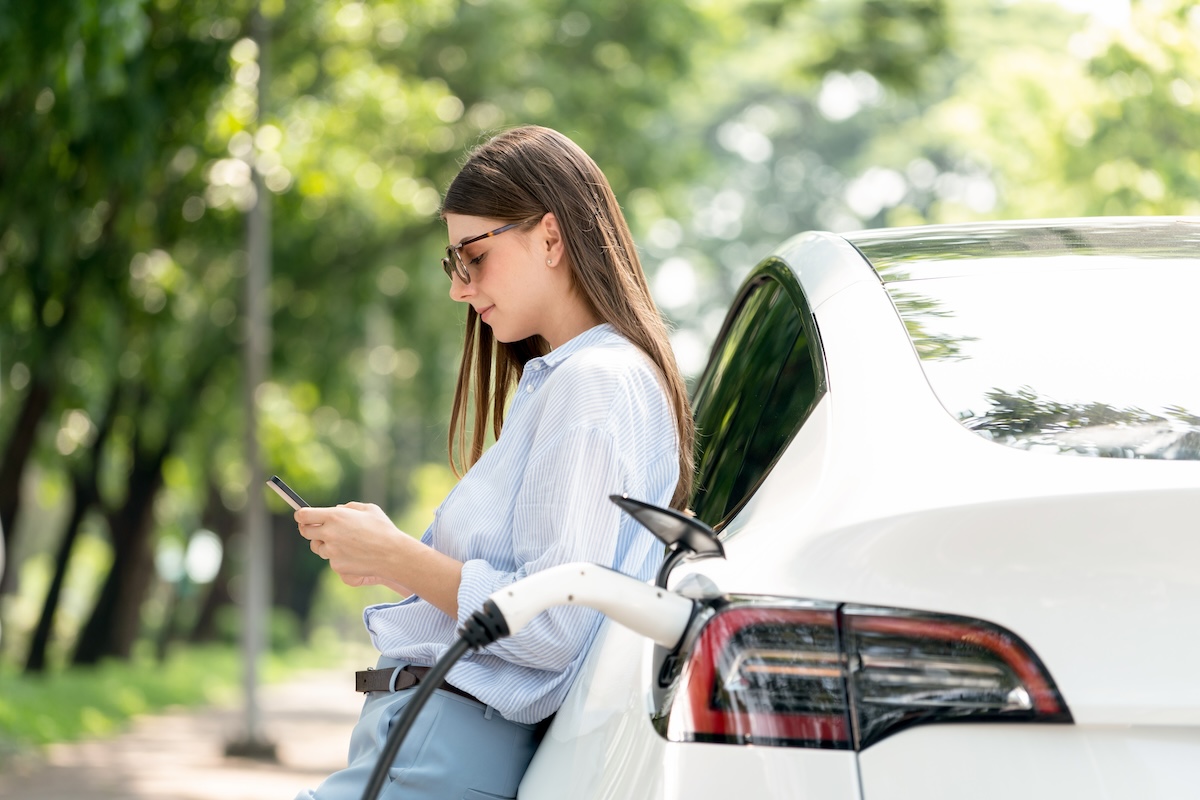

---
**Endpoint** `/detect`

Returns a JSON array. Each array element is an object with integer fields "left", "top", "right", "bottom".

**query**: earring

[{"left": 547, "top": 259, "right": 553, "bottom": 266}]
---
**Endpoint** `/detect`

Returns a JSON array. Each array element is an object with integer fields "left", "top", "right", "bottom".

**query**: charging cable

[{"left": 360, "top": 562, "right": 696, "bottom": 800}]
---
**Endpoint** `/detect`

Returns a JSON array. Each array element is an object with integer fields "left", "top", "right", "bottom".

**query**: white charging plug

[{"left": 485, "top": 562, "right": 695, "bottom": 649}]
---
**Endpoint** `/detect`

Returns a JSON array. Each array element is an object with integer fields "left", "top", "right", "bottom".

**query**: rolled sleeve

[
  {"left": 456, "top": 556, "right": 503, "bottom": 630},
  {"left": 454, "top": 425, "right": 627, "bottom": 671}
]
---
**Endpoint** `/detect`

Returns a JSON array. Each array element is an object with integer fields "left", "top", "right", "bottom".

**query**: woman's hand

[
  {"left": 294, "top": 501, "right": 464, "bottom": 619},
  {"left": 295, "top": 501, "right": 404, "bottom": 582}
]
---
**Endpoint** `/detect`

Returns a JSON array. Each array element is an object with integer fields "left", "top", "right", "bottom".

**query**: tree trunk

[
  {"left": 1, "top": 219, "right": 89, "bottom": 598},
  {"left": 71, "top": 458, "right": 165, "bottom": 665},
  {"left": 72, "top": 353, "right": 217, "bottom": 665},
  {"left": 25, "top": 387, "right": 118, "bottom": 671},
  {"left": 0, "top": 374, "right": 53, "bottom": 595},
  {"left": 24, "top": 484, "right": 91, "bottom": 672}
]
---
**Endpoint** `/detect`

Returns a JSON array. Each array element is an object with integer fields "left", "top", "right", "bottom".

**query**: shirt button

[{"left": 526, "top": 384, "right": 534, "bottom": 393}]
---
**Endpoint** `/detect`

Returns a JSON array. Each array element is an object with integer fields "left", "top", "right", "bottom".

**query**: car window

[
  {"left": 878, "top": 260, "right": 1200, "bottom": 460},
  {"left": 690, "top": 280, "right": 780, "bottom": 523},
  {"left": 851, "top": 220, "right": 1200, "bottom": 461},
  {"left": 691, "top": 272, "right": 821, "bottom": 527}
]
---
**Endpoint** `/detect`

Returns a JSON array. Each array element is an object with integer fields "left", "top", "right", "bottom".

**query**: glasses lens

[{"left": 443, "top": 248, "right": 469, "bottom": 284}]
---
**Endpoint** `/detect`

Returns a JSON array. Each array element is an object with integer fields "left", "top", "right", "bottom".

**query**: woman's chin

[{"left": 486, "top": 323, "right": 530, "bottom": 345}]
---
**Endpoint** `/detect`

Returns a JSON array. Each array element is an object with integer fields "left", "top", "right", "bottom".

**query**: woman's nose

[{"left": 448, "top": 273, "right": 471, "bottom": 302}]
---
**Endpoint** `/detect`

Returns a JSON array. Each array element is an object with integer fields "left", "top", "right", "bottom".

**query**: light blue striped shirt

[{"left": 362, "top": 323, "right": 679, "bottom": 724}]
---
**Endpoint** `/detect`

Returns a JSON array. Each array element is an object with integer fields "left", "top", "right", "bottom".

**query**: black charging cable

[{"left": 360, "top": 600, "right": 511, "bottom": 800}]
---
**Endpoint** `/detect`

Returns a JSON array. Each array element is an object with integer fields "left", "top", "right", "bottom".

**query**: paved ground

[{"left": 0, "top": 667, "right": 363, "bottom": 799}]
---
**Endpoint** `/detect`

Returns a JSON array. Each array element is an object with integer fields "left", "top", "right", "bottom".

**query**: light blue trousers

[{"left": 295, "top": 656, "right": 539, "bottom": 800}]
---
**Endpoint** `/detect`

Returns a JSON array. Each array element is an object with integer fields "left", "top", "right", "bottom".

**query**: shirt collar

[{"left": 534, "top": 323, "right": 621, "bottom": 370}]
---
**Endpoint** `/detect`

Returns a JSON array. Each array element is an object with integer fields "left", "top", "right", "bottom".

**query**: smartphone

[{"left": 266, "top": 475, "right": 309, "bottom": 510}]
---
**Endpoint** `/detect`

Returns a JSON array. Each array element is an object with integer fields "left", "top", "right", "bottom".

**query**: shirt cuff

[
  {"left": 362, "top": 594, "right": 421, "bottom": 631},
  {"left": 456, "top": 557, "right": 505, "bottom": 627}
]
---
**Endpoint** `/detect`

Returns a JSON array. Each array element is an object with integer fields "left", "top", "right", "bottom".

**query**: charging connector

[{"left": 483, "top": 562, "right": 696, "bottom": 648}]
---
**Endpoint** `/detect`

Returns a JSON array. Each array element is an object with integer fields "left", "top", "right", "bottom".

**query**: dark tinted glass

[
  {"left": 691, "top": 277, "right": 819, "bottom": 526},
  {"left": 691, "top": 281, "right": 780, "bottom": 523},
  {"left": 728, "top": 325, "right": 819, "bottom": 503}
]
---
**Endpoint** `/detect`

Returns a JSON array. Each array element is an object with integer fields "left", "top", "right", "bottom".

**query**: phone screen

[{"left": 266, "top": 476, "right": 309, "bottom": 510}]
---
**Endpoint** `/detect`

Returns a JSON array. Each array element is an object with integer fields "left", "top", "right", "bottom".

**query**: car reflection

[{"left": 962, "top": 387, "right": 1200, "bottom": 460}]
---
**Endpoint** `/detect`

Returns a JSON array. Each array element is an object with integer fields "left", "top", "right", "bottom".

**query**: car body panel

[
  {"left": 858, "top": 724, "right": 1200, "bottom": 800},
  {"left": 772, "top": 230, "right": 880, "bottom": 309}
]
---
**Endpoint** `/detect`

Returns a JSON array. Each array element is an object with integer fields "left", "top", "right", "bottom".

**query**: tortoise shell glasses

[{"left": 441, "top": 222, "right": 522, "bottom": 284}]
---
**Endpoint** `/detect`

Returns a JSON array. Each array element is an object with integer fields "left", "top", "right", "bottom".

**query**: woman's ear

[{"left": 540, "top": 212, "right": 566, "bottom": 267}]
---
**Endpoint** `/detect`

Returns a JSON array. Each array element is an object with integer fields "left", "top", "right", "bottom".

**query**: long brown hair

[{"left": 440, "top": 126, "right": 695, "bottom": 509}]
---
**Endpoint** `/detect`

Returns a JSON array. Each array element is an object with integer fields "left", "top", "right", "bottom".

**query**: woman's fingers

[
  {"left": 295, "top": 507, "right": 339, "bottom": 550},
  {"left": 293, "top": 506, "right": 329, "bottom": 528}
]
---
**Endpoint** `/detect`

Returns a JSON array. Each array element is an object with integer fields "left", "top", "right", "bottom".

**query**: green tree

[
  {"left": 2, "top": 0, "right": 965, "bottom": 669},
  {"left": 1, "top": 0, "right": 249, "bottom": 665},
  {"left": 896, "top": 0, "right": 1200, "bottom": 220}
]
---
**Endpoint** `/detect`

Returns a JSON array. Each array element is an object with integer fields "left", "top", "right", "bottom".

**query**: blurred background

[{"left": 0, "top": 0, "right": 1196, "bottom": 755}]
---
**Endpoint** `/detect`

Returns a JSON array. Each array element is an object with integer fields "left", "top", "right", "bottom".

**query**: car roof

[{"left": 842, "top": 216, "right": 1200, "bottom": 282}]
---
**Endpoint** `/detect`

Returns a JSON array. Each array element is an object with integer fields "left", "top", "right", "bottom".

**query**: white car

[{"left": 518, "top": 217, "right": 1200, "bottom": 799}]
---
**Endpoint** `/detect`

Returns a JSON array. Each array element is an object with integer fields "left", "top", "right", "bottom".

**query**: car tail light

[
  {"left": 661, "top": 599, "right": 1072, "bottom": 750},
  {"left": 667, "top": 605, "right": 853, "bottom": 748}
]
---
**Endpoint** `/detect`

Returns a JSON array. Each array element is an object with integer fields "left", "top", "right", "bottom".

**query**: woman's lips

[{"left": 478, "top": 305, "right": 494, "bottom": 322}]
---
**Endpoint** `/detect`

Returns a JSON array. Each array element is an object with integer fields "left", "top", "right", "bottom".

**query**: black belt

[{"left": 355, "top": 665, "right": 482, "bottom": 705}]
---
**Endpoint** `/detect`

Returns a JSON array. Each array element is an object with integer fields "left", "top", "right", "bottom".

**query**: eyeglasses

[{"left": 441, "top": 222, "right": 522, "bottom": 284}]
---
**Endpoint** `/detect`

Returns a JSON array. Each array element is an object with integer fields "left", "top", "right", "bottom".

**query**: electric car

[{"left": 517, "top": 217, "right": 1200, "bottom": 799}]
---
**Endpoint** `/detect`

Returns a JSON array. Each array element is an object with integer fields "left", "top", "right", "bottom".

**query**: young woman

[{"left": 293, "top": 125, "right": 694, "bottom": 800}]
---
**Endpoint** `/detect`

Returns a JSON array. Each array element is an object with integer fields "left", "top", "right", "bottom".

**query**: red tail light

[
  {"left": 660, "top": 599, "right": 1072, "bottom": 750},
  {"left": 667, "top": 605, "right": 853, "bottom": 748}
]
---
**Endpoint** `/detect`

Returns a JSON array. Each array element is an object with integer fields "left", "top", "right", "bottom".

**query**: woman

[{"left": 293, "top": 125, "right": 694, "bottom": 800}]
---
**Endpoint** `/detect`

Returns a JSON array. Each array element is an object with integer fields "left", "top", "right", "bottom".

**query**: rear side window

[{"left": 691, "top": 272, "right": 822, "bottom": 527}]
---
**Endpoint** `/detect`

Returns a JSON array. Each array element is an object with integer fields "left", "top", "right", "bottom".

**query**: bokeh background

[{"left": 1, "top": 0, "right": 1197, "bottom": 751}]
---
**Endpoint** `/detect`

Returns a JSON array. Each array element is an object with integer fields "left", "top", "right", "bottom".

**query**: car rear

[{"left": 518, "top": 218, "right": 1200, "bottom": 799}]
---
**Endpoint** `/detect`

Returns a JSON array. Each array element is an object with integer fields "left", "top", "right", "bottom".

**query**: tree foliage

[{"left": 1, "top": 0, "right": 1196, "bottom": 670}]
